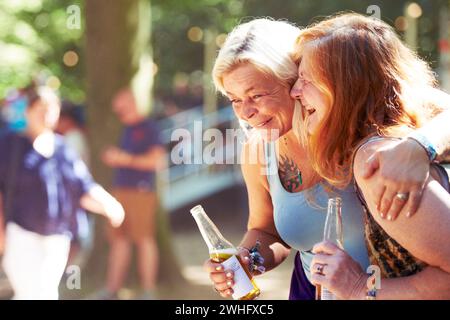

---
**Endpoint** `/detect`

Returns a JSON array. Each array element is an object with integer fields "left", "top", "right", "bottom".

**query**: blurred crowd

[{"left": 0, "top": 82, "right": 169, "bottom": 300}]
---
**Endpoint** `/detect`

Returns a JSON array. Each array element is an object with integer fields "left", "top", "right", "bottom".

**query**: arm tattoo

[{"left": 278, "top": 155, "right": 303, "bottom": 192}]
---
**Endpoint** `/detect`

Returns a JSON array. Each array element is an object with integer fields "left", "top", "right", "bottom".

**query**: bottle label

[
  {"left": 221, "top": 255, "right": 254, "bottom": 300},
  {"left": 321, "top": 287, "right": 336, "bottom": 300}
]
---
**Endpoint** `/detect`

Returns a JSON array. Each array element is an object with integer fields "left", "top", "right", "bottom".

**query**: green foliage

[
  {"left": 152, "top": 0, "right": 243, "bottom": 96},
  {"left": 152, "top": 0, "right": 448, "bottom": 97},
  {"left": 0, "top": 0, "right": 84, "bottom": 102},
  {"left": 1, "top": 0, "right": 448, "bottom": 102}
]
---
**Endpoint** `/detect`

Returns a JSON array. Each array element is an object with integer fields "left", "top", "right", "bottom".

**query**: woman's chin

[{"left": 254, "top": 127, "right": 284, "bottom": 142}]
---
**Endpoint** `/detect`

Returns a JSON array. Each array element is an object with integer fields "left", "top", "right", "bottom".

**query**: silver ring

[
  {"left": 395, "top": 192, "right": 409, "bottom": 201},
  {"left": 315, "top": 263, "right": 325, "bottom": 275}
]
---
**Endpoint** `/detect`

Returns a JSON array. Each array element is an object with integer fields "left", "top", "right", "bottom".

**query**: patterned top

[{"left": 353, "top": 137, "right": 449, "bottom": 278}]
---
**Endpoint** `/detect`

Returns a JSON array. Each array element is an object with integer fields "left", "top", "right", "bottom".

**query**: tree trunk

[{"left": 84, "top": 0, "right": 185, "bottom": 294}]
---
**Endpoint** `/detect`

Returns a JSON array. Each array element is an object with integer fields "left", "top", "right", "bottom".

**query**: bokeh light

[
  {"left": 215, "top": 33, "right": 227, "bottom": 47},
  {"left": 407, "top": 3, "right": 423, "bottom": 19},
  {"left": 63, "top": 50, "right": 79, "bottom": 67},
  {"left": 173, "top": 72, "right": 189, "bottom": 88},
  {"left": 46, "top": 76, "right": 61, "bottom": 90},
  {"left": 34, "top": 13, "right": 49, "bottom": 29},
  {"left": 395, "top": 16, "right": 408, "bottom": 31},
  {"left": 187, "top": 26, "right": 203, "bottom": 42}
]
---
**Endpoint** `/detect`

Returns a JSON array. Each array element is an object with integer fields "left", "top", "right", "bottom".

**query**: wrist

[
  {"left": 406, "top": 131, "right": 438, "bottom": 162},
  {"left": 350, "top": 272, "right": 369, "bottom": 300},
  {"left": 238, "top": 240, "right": 265, "bottom": 275},
  {"left": 121, "top": 152, "right": 134, "bottom": 167}
]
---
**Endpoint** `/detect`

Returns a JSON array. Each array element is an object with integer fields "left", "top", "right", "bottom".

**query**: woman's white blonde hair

[{"left": 212, "top": 18, "right": 301, "bottom": 95}]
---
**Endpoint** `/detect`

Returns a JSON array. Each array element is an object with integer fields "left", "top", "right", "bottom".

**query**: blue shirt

[
  {"left": 0, "top": 131, "right": 97, "bottom": 237},
  {"left": 264, "top": 142, "right": 370, "bottom": 282},
  {"left": 113, "top": 119, "right": 162, "bottom": 190}
]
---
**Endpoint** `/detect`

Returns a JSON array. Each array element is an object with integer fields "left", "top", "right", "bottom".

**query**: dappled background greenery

[
  {"left": 0, "top": 0, "right": 84, "bottom": 101},
  {"left": 1, "top": 0, "right": 450, "bottom": 299},
  {"left": 1, "top": 0, "right": 449, "bottom": 104}
]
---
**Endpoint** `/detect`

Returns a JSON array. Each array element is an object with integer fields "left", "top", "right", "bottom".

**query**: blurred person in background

[
  {"left": 56, "top": 101, "right": 90, "bottom": 164},
  {"left": 99, "top": 87, "right": 166, "bottom": 300},
  {"left": 0, "top": 83, "right": 124, "bottom": 300}
]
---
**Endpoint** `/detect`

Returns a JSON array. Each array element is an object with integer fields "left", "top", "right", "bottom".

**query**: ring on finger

[
  {"left": 395, "top": 192, "right": 409, "bottom": 202},
  {"left": 314, "top": 263, "right": 325, "bottom": 275}
]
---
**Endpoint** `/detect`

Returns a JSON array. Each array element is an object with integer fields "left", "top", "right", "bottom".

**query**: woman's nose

[
  {"left": 235, "top": 100, "right": 257, "bottom": 121},
  {"left": 241, "top": 105, "right": 257, "bottom": 121},
  {"left": 290, "top": 79, "right": 303, "bottom": 100}
]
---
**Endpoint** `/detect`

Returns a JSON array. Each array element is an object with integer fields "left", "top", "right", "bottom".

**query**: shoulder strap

[{"left": 264, "top": 141, "right": 278, "bottom": 180}]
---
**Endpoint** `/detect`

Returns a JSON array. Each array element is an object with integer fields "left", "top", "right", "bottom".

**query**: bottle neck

[
  {"left": 191, "top": 206, "right": 234, "bottom": 253},
  {"left": 324, "top": 197, "right": 343, "bottom": 248}
]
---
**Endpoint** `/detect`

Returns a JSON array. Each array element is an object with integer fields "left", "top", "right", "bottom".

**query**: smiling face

[
  {"left": 222, "top": 63, "right": 295, "bottom": 141},
  {"left": 290, "top": 47, "right": 331, "bottom": 136}
]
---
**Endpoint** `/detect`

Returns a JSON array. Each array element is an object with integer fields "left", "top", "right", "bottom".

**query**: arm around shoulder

[{"left": 354, "top": 140, "right": 450, "bottom": 273}]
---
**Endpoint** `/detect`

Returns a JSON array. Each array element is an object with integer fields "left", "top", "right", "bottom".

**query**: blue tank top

[{"left": 264, "top": 142, "right": 370, "bottom": 281}]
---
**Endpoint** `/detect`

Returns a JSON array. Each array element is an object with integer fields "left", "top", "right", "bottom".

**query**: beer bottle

[
  {"left": 316, "top": 197, "right": 344, "bottom": 300},
  {"left": 190, "top": 205, "right": 260, "bottom": 300}
]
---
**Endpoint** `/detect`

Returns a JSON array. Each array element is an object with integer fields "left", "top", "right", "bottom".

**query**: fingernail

[
  {"left": 226, "top": 272, "right": 233, "bottom": 278},
  {"left": 215, "top": 266, "right": 223, "bottom": 271},
  {"left": 380, "top": 212, "right": 386, "bottom": 219},
  {"left": 227, "top": 281, "right": 233, "bottom": 287},
  {"left": 387, "top": 215, "right": 392, "bottom": 221},
  {"left": 406, "top": 212, "right": 412, "bottom": 218},
  {"left": 244, "top": 256, "right": 250, "bottom": 261}
]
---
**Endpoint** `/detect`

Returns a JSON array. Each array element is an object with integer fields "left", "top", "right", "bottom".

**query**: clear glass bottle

[
  {"left": 316, "top": 197, "right": 343, "bottom": 300},
  {"left": 190, "top": 205, "right": 260, "bottom": 300}
]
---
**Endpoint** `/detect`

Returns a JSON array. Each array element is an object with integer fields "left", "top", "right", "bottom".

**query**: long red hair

[{"left": 293, "top": 13, "right": 438, "bottom": 188}]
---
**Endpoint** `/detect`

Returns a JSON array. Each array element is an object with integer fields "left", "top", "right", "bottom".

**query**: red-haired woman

[{"left": 291, "top": 13, "right": 450, "bottom": 299}]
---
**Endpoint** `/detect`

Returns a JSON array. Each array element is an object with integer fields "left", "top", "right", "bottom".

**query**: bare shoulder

[{"left": 241, "top": 139, "right": 270, "bottom": 191}]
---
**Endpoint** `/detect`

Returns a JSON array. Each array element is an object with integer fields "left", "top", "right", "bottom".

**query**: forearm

[
  {"left": 125, "top": 154, "right": 158, "bottom": 171},
  {"left": 80, "top": 185, "right": 112, "bottom": 216},
  {"left": 239, "top": 228, "right": 291, "bottom": 274},
  {"left": 80, "top": 186, "right": 124, "bottom": 227},
  {"left": 124, "top": 148, "right": 166, "bottom": 171},
  {"left": 416, "top": 109, "right": 450, "bottom": 161},
  {"left": 355, "top": 266, "right": 450, "bottom": 300}
]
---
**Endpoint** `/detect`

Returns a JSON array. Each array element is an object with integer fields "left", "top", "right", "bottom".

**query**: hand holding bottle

[
  {"left": 203, "top": 248, "right": 251, "bottom": 298},
  {"left": 191, "top": 205, "right": 260, "bottom": 300},
  {"left": 310, "top": 241, "right": 367, "bottom": 300}
]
